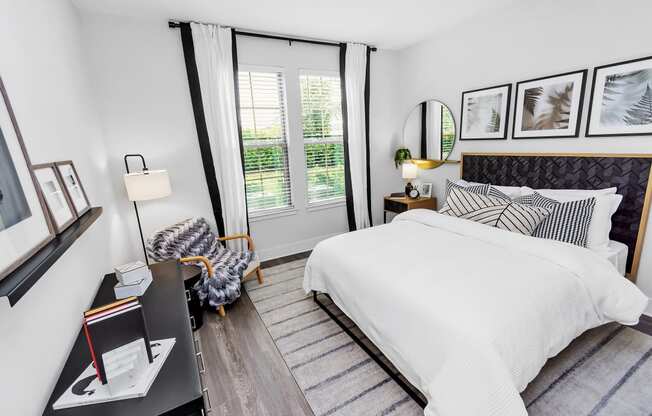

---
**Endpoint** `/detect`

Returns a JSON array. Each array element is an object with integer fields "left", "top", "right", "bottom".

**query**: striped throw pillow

[
  {"left": 527, "top": 192, "right": 596, "bottom": 247},
  {"left": 445, "top": 188, "right": 551, "bottom": 235},
  {"left": 440, "top": 179, "right": 494, "bottom": 215},
  {"left": 444, "top": 179, "right": 490, "bottom": 200}
]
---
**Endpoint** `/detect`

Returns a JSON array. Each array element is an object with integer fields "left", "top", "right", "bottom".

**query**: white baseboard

[{"left": 256, "top": 232, "right": 343, "bottom": 262}]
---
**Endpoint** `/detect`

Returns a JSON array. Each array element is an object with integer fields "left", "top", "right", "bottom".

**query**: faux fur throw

[{"left": 146, "top": 217, "right": 252, "bottom": 308}]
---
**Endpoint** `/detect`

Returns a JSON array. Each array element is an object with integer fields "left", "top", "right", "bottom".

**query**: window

[
  {"left": 238, "top": 69, "right": 292, "bottom": 214},
  {"left": 441, "top": 106, "right": 455, "bottom": 160},
  {"left": 300, "top": 72, "right": 345, "bottom": 205}
]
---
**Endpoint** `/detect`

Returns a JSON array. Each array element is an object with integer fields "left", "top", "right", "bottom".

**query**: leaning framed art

[
  {"left": 32, "top": 163, "right": 77, "bottom": 234},
  {"left": 460, "top": 83, "right": 511, "bottom": 140},
  {"left": 586, "top": 55, "right": 652, "bottom": 137},
  {"left": 512, "top": 69, "right": 587, "bottom": 139},
  {"left": 55, "top": 161, "right": 91, "bottom": 217},
  {"left": 0, "top": 77, "right": 54, "bottom": 280}
]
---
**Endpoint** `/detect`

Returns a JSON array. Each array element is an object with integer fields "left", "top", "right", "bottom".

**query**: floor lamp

[{"left": 123, "top": 154, "right": 171, "bottom": 265}]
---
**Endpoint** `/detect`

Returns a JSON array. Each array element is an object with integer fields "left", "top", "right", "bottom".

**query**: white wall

[
  {"left": 82, "top": 13, "right": 403, "bottom": 260},
  {"left": 0, "top": 1, "right": 124, "bottom": 414},
  {"left": 396, "top": 0, "right": 652, "bottom": 314}
]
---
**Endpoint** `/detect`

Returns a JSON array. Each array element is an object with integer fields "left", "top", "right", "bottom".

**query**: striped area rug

[{"left": 245, "top": 258, "right": 652, "bottom": 416}]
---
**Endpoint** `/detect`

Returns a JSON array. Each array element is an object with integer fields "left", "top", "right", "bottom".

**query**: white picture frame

[
  {"left": 586, "top": 56, "right": 652, "bottom": 137},
  {"left": 513, "top": 70, "right": 587, "bottom": 139},
  {"left": 32, "top": 163, "right": 76, "bottom": 233},
  {"left": 419, "top": 183, "right": 433, "bottom": 198},
  {"left": 460, "top": 84, "right": 511, "bottom": 140},
  {"left": 0, "top": 77, "right": 54, "bottom": 280},
  {"left": 56, "top": 161, "right": 90, "bottom": 216}
]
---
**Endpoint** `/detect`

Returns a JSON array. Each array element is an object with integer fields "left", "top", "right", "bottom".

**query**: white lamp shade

[
  {"left": 124, "top": 170, "right": 172, "bottom": 201},
  {"left": 401, "top": 163, "right": 418, "bottom": 180}
]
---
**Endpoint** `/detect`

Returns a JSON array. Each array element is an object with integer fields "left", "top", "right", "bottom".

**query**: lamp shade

[
  {"left": 124, "top": 170, "right": 172, "bottom": 201},
  {"left": 401, "top": 163, "right": 418, "bottom": 180}
]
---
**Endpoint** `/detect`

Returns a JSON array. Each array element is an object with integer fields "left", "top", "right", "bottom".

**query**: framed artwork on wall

[
  {"left": 512, "top": 69, "right": 587, "bottom": 139},
  {"left": 0, "top": 77, "right": 55, "bottom": 281},
  {"left": 460, "top": 84, "right": 511, "bottom": 140},
  {"left": 55, "top": 161, "right": 90, "bottom": 216},
  {"left": 32, "top": 163, "right": 76, "bottom": 233},
  {"left": 586, "top": 56, "right": 652, "bottom": 137}
]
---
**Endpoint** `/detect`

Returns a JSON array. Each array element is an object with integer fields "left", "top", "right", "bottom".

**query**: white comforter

[{"left": 303, "top": 209, "right": 648, "bottom": 416}]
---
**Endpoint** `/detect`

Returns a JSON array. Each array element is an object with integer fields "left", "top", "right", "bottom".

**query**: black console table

[{"left": 43, "top": 261, "right": 209, "bottom": 416}]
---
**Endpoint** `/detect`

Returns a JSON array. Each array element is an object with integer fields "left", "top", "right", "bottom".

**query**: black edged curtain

[
  {"left": 340, "top": 43, "right": 373, "bottom": 232},
  {"left": 177, "top": 23, "right": 249, "bottom": 248}
]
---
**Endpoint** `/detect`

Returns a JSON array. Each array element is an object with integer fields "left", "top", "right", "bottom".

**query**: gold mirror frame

[{"left": 402, "top": 100, "right": 458, "bottom": 169}]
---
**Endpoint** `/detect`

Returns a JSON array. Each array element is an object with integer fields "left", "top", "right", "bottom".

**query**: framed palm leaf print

[
  {"left": 512, "top": 69, "right": 587, "bottom": 139},
  {"left": 460, "top": 84, "right": 511, "bottom": 140},
  {"left": 587, "top": 56, "right": 652, "bottom": 137}
]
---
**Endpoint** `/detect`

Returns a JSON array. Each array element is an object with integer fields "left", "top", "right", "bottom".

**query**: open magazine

[{"left": 53, "top": 338, "right": 175, "bottom": 410}]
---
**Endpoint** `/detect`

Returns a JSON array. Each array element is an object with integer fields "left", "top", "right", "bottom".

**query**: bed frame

[
  {"left": 461, "top": 152, "right": 652, "bottom": 279},
  {"left": 313, "top": 152, "right": 652, "bottom": 409}
]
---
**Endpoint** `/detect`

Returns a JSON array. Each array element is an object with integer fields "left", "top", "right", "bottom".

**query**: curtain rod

[{"left": 168, "top": 20, "right": 377, "bottom": 52}]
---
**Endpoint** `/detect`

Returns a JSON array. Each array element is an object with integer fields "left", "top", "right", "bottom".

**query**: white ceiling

[{"left": 72, "top": 0, "right": 515, "bottom": 50}]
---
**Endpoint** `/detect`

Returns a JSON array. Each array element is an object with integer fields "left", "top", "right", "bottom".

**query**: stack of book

[{"left": 82, "top": 297, "right": 153, "bottom": 385}]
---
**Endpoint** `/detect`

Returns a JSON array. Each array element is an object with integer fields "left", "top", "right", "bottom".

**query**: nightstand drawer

[{"left": 384, "top": 199, "right": 408, "bottom": 213}]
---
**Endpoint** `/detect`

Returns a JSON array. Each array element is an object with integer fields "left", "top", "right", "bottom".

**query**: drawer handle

[
  {"left": 185, "top": 289, "right": 191, "bottom": 302},
  {"left": 202, "top": 387, "right": 212, "bottom": 413},
  {"left": 194, "top": 336, "right": 200, "bottom": 353},
  {"left": 190, "top": 315, "right": 196, "bottom": 330},
  {"left": 196, "top": 351, "right": 206, "bottom": 374}
]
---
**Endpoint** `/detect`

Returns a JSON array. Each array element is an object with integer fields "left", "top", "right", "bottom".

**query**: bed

[{"left": 303, "top": 153, "right": 652, "bottom": 416}]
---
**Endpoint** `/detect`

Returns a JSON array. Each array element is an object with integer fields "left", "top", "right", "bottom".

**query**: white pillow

[
  {"left": 520, "top": 186, "right": 617, "bottom": 199},
  {"left": 459, "top": 179, "right": 522, "bottom": 198},
  {"left": 521, "top": 187, "right": 622, "bottom": 252}
]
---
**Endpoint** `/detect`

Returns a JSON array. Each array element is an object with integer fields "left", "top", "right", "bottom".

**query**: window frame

[
  {"left": 299, "top": 69, "right": 347, "bottom": 208},
  {"left": 238, "top": 65, "right": 296, "bottom": 219}
]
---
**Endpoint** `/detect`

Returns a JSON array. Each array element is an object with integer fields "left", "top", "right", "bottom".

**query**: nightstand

[{"left": 383, "top": 196, "right": 437, "bottom": 223}]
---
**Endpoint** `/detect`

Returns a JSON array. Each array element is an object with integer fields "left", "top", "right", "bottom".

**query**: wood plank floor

[
  {"left": 197, "top": 273, "right": 314, "bottom": 415},
  {"left": 198, "top": 252, "right": 652, "bottom": 416}
]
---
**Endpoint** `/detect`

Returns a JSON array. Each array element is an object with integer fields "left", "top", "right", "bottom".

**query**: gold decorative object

[{"left": 408, "top": 159, "right": 460, "bottom": 170}]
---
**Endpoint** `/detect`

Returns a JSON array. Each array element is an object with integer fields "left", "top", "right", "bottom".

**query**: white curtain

[
  {"left": 344, "top": 43, "right": 371, "bottom": 230},
  {"left": 191, "top": 23, "right": 247, "bottom": 250}
]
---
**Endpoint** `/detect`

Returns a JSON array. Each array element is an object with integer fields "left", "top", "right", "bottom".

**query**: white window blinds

[
  {"left": 300, "top": 72, "right": 346, "bottom": 205},
  {"left": 238, "top": 69, "right": 292, "bottom": 214}
]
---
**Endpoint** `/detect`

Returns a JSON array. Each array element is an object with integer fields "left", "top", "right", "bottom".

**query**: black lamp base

[{"left": 405, "top": 182, "right": 413, "bottom": 196}]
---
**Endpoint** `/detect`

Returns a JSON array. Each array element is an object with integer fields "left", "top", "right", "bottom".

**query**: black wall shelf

[{"left": 0, "top": 207, "right": 103, "bottom": 307}]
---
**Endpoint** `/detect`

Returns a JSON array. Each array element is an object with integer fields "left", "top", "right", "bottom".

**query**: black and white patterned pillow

[
  {"left": 444, "top": 179, "right": 489, "bottom": 200},
  {"left": 524, "top": 192, "right": 596, "bottom": 247},
  {"left": 444, "top": 188, "right": 551, "bottom": 235},
  {"left": 440, "top": 180, "right": 510, "bottom": 215},
  {"left": 487, "top": 186, "right": 511, "bottom": 199}
]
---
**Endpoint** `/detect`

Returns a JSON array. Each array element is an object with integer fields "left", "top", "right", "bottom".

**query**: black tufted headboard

[{"left": 461, "top": 153, "right": 652, "bottom": 279}]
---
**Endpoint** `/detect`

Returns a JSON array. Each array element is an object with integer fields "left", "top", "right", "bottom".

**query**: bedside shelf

[{"left": 0, "top": 207, "right": 103, "bottom": 307}]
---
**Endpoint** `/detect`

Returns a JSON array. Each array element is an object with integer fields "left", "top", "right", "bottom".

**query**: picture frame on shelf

[
  {"left": 55, "top": 161, "right": 91, "bottom": 217},
  {"left": 586, "top": 55, "right": 652, "bottom": 137},
  {"left": 513, "top": 69, "right": 587, "bottom": 139},
  {"left": 32, "top": 163, "right": 76, "bottom": 234},
  {"left": 0, "top": 77, "right": 55, "bottom": 281},
  {"left": 460, "top": 84, "right": 511, "bottom": 140},
  {"left": 418, "top": 183, "right": 433, "bottom": 198}
]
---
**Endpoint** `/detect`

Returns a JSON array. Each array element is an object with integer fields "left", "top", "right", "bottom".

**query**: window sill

[
  {"left": 306, "top": 199, "right": 346, "bottom": 212},
  {"left": 249, "top": 207, "right": 298, "bottom": 222}
]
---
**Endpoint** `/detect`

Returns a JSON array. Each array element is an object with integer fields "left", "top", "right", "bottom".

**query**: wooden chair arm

[
  {"left": 179, "top": 256, "right": 213, "bottom": 278},
  {"left": 218, "top": 234, "right": 255, "bottom": 251}
]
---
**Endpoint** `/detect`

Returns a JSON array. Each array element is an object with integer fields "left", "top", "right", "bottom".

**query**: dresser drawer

[{"left": 384, "top": 199, "right": 407, "bottom": 213}]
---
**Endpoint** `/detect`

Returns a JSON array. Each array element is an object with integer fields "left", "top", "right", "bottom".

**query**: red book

[{"left": 82, "top": 321, "right": 103, "bottom": 383}]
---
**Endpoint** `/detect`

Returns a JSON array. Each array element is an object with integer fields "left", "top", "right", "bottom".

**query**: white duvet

[{"left": 303, "top": 209, "right": 648, "bottom": 416}]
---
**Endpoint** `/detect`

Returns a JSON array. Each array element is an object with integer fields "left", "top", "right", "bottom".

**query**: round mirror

[{"left": 402, "top": 100, "right": 456, "bottom": 166}]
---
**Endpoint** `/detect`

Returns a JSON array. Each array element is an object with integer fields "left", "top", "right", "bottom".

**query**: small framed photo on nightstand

[{"left": 418, "top": 183, "right": 433, "bottom": 198}]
